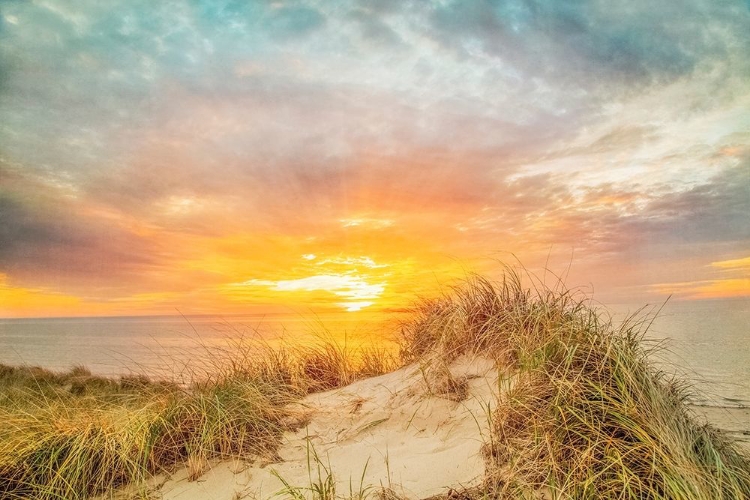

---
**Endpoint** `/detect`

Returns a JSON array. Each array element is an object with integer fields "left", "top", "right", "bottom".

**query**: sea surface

[
  {"left": 1, "top": 299, "right": 748, "bottom": 443},
  {"left": 609, "top": 298, "right": 750, "bottom": 447},
  {"left": 607, "top": 299, "right": 750, "bottom": 407},
  {"left": 0, "top": 312, "right": 399, "bottom": 381}
]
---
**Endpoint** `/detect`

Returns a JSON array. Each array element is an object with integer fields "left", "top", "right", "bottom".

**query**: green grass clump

[{"left": 399, "top": 269, "right": 750, "bottom": 499}]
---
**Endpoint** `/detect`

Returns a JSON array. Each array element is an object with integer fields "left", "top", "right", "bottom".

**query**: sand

[
  {"left": 104, "top": 356, "right": 750, "bottom": 500},
  {"left": 116, "top": 355, "right": 500, "bottom": 500}
]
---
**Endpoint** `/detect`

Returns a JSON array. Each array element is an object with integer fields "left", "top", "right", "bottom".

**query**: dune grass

[
  {"left": 400, "top": 269, "right": 750, "bottom": 499},
  {"left": 0, "top": 364, "right": 290, "bottom": 499},
  {"left": 0, "top": 339, "right": 396, "bottom": 500},
  {"left": 1, "top": 268, "right": 749, "bottom": 499}
]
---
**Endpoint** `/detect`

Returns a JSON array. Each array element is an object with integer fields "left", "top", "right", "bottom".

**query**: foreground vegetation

[
  {"left": 0, "top": 342, "right": 396, "bottom": 499},
  {"left": 1, "top": 268, "right": 749, "bottom": 499},
  {"left": 402, "top": 271, "right": 750, "bottom": 499}
]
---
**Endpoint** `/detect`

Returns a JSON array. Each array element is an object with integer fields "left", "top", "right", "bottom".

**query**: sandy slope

[{"left": 122, "top": 355, "right": 500, "bottom": 500}]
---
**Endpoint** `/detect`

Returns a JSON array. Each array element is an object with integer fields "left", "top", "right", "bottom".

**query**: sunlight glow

[
  {"left": 236, "top": 274, "right": 386, "bottom": 311},
  {"left": 339, "top": 301, "right": 374, "bottom": 312},
  {"left": 340, "top": 218, "right": 395, "bottom": 229},
  {"left": 317, "top": 256, "right": 389, "bottom": 269}
]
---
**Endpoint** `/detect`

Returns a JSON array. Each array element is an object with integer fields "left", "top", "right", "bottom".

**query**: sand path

[{"left": 135, "top": 356, "right": 500, "bottom": 500}]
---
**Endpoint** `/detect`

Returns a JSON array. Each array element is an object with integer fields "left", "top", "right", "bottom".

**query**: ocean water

[
  {"left": 608, "top": 298, "right": 750, "bottom": 409},
  {"left": 608, "top": 298, "right": 750, "bottom": 448},
  {"left": 1, "top": 299, "right": 748, "bottom": 441},
  {"left": 0, "top": 312, "right": 399, "bottom": 380}
]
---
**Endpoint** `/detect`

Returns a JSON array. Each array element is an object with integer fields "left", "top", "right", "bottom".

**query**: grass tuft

[
  {"left": 0, "top": 337, "right": 396, "bottom": 499},
  {"left": 399, "top": 268, "right": 750, "bottom": 499}
]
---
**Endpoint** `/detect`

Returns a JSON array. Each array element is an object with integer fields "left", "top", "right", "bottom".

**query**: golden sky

[{"left": 1, "top": 1, "right": 749, "bottom": 318}]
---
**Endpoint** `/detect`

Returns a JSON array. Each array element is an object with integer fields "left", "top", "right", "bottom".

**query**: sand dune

[{"left": 121, "top": 356, "right": 499, "bottom": 500}]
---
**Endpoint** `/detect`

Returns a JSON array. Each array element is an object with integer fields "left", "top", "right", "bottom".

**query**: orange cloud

[
  {"left": 233, "top": 274, "right": 386, "bottom": 312},
  {"left": 711, "top": 256, "right": 750, "bottom": 270},
  {"left": 650, "top": 278, "right": 750, "bottom": 300},
  {"left": 0, "top": 274, "right": 85, "bottom": 318}
]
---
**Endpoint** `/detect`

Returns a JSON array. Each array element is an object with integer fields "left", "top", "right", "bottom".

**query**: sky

[{"left": 0, "top": 0, "right": 749, "bottom": 318}]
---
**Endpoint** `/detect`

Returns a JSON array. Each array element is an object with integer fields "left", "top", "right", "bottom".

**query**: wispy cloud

[
  {"left": 316, "top": 256, "right": 389, "bottom": 269},
  {"left": 711, "top": 256, "right": 750, "bottom": 270},
  {"left": 235, "top": 275, "right": 386, "bottom": 312},
  {"left": 649, "top": 279, "right": 750, "bottom": 300}
]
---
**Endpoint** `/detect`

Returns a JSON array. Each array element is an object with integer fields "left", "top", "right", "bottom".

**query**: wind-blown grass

[
  {"left": 0, "top": 339, "right": 396, "bottom": 500},
  {"left": 400, "top": 269, "right": 750, "bottom": 499},
  {"left": 0, "top": 365, "right": 289, "bottom": 499}
]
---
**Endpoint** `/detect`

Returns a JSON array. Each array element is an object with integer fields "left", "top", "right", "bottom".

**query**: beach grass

[
  {"left": 0, "top": 268, "right": 749, "bottom": 499},
  {"left": 0, "top": 341, "right": 395, "bottom": 500},
  {"left": 400, "top": 269, "right": 750, "bottom": 499}
]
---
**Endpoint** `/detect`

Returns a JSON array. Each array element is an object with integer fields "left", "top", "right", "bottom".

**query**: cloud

[
  {"left": 348, "top": 8, "right": 405, "bottom": 48},
  {"left": 235, "top": 274, "right": 386, "bottom": 311},
  {"left": 561, "top": 161, "right": 748, "bottom": 259},
  {"left": 0, "top": 162, "right": 160, "bottom": 291},
  {"left": 266, "top": 6, "right": 326, "bottom": 40},
  {"left": 643, "top": 162, "right": 750, "bottom": 244},
  {"left": 711, "top": 256, "right": 750, "bottom": 270},
  {"left": 316, "top": 256, "right": 389, "bottom": 269},
  {"left": 426, "top": 0, "right": 749, "bottom": 89},
  {"left": 339, "top": 218, "right": 394, "bottom": 229},
  {"left": 649, "top": 278, "right": 750, "bottom": 300},
  {"left": 240, "top": 275, "right": 385, "bottom": 299}
]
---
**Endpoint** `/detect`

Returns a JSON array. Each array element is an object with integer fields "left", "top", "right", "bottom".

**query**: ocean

[
  {"left": 1, "top": 299, "right": 748, "bottom": 443},
  {"left": 609, "top": 298, "right": 750, "bottom": 409},
  {"left": 0, "top": 312, "right": 398, "bottom": 381}
]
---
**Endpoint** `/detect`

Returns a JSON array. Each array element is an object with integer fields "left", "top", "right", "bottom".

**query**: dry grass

[
  {"left": 0, "top": 366, "right": 287, "bottom": 499},
  {"left": 0, "top": 337, "right": 396, "bottom": 500},
  {"left": 399, "top": 268, "right": 750, "bottom": 499}
]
